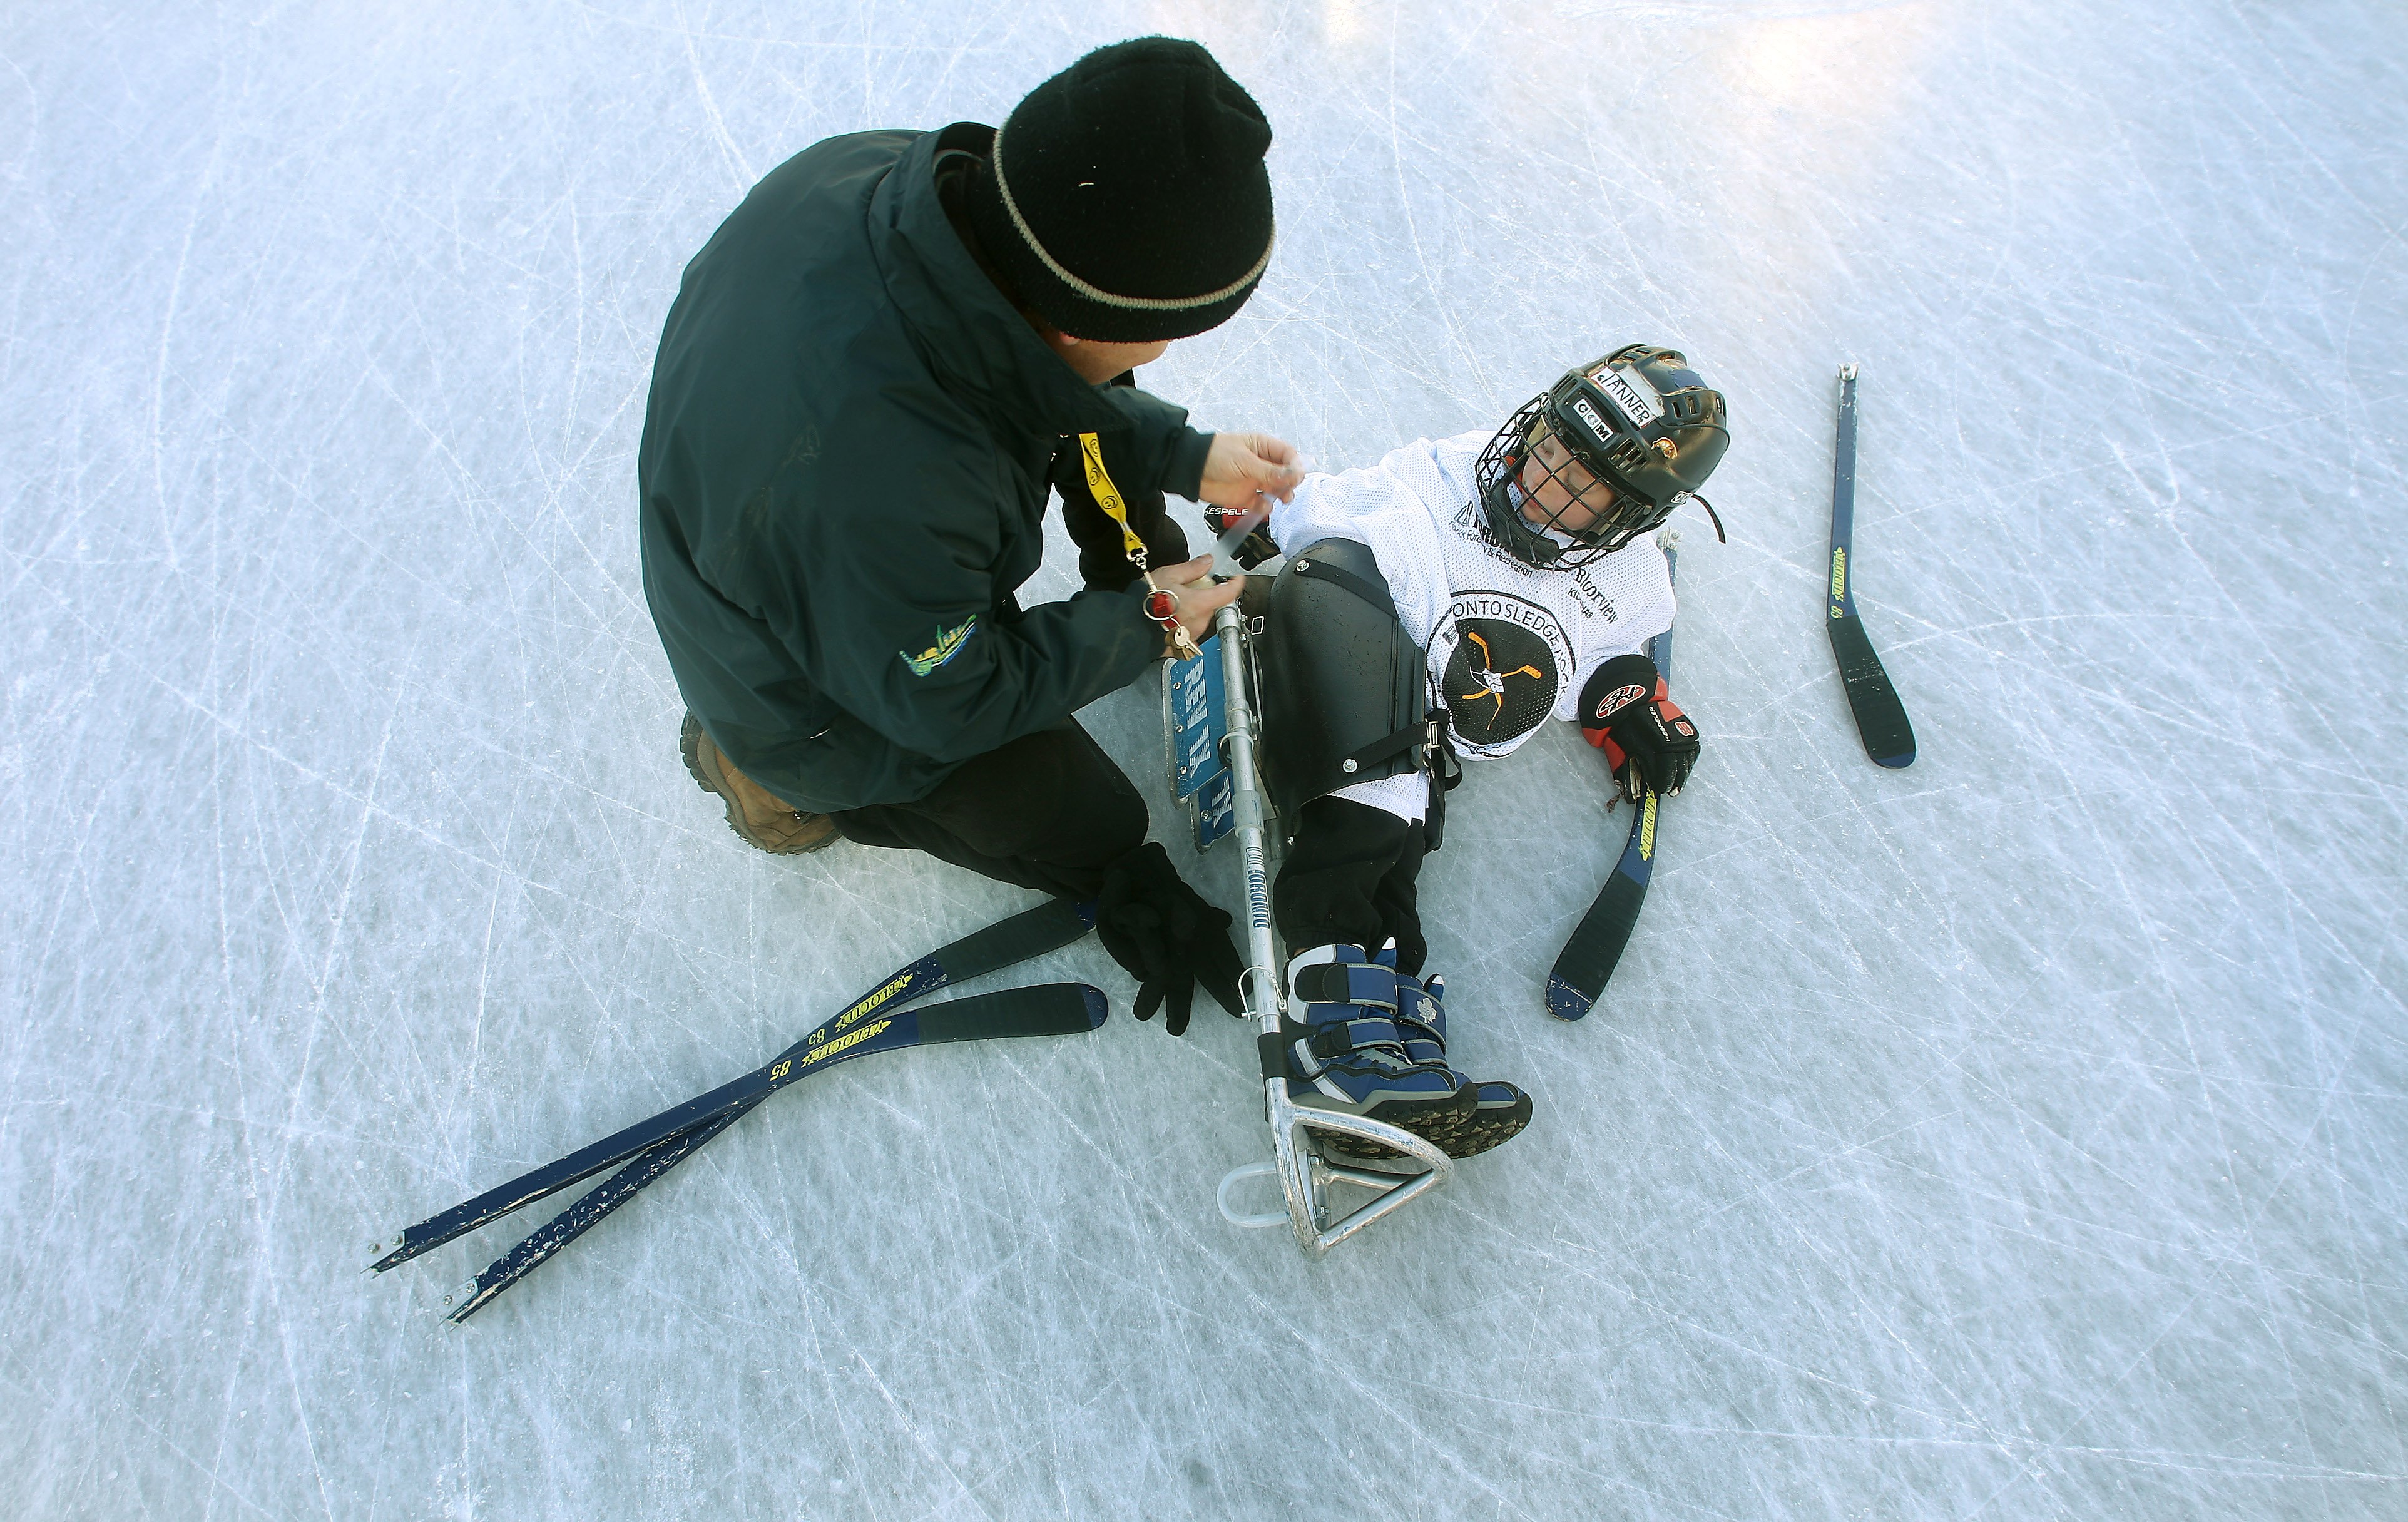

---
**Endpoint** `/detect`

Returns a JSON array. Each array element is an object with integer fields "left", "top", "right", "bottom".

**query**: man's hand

[
  {"left": 1151, "top": 554, "right": 1243, "bottom": 648},
  {"left": 1096, "top": 844, "right": 1245, "bottom": 1037},
  {"left": 1198, "top": 432, "right": 1304, "bottom": 512}
]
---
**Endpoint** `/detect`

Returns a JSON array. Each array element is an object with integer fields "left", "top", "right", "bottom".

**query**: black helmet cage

[{"left": 1475, "top": 345, "right": 1729, "bottom": 570}]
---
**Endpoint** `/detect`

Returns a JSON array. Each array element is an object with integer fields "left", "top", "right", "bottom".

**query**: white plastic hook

[{"left": 1217, "top": 1160, "right": 1288, "bottom": 1228}]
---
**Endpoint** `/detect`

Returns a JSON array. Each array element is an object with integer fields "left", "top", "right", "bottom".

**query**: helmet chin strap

[
  {"left": 1523, "top": 464, "right": 1727, "bottom": 553},
  {"left": 1688, "top": 493, "right": 1728, "bottom": 544}
]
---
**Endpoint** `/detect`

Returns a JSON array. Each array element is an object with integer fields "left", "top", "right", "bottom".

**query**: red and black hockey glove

[{"left": 1579, "top": 652, "right": 1700, "bottom": 801}]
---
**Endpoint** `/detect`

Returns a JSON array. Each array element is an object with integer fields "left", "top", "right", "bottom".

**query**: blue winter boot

[
  {"left": 1283, "top": 946, "right": 1471, "bottom": 1160},
  {"left": 1384, "top": 968, "right": 1533, "bottom": 1160}
]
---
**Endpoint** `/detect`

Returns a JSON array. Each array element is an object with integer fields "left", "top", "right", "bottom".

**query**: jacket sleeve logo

[{"left": 902, "top": 616, "right": 978, "bottom": 676}]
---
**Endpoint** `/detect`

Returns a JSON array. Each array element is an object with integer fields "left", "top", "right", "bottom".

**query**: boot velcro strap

[
  {"left": 1257, "top": 1031, "right": 1290, "bottom": 1080},
  {"left": 1305, "top": 1016, "right": 1406, "bottom": 1060},
  {"left": 1292, "top": 962, "right": 1406, "bottom": 1012}
]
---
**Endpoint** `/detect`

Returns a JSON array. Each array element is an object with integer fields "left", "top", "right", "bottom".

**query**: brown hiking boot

[{"left": 680, "top": 713, "right": 840, "bottom": 855}]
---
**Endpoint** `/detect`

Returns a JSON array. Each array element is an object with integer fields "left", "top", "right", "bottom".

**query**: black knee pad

[{"left": 1255, "top": 539, "right": 1432, "bottom": 824}]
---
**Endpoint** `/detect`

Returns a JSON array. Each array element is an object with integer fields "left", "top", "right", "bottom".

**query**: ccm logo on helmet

[
  {"left": 1593, "top": 682, "right": 1648, "bottom": 719},
  {"left": 1572, "top": 397, "right": 1614, "bottom": 441}
]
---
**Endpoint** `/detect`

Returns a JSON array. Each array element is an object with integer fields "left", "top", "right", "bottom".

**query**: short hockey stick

[
  {"left": 442, "top": 1101, "right": 742, "bottom": 1322},
  {"left": 370, "top": 897, "right": 1097, "bottom": 1274},
  {"left": 1827, "top": 364, "right": 1916, "bottom": 768},
  {"left": 437, "top": 979, "right": 1108, "bottom": 1321},
  {"left": 1545, "top": 543, "right": 1680, "bottom": 1021}
]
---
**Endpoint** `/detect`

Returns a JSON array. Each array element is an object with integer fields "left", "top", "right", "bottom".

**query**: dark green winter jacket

[{"left": 638, "top": 124, "right": 1211, "bottom": 811}]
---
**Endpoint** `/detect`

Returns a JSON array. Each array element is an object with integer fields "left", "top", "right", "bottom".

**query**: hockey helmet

[{"left": 1475, "top": 345, "right": 1728, "bottom": 569}]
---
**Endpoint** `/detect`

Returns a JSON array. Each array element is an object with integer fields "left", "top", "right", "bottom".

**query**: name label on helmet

[{"left": 1597, "top": 364, "right": 1663, "bottom": 429}]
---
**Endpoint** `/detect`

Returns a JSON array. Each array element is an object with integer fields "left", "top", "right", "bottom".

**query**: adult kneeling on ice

[{"left": 638, "top": 38, "right": 1300, "bottom": 1031}]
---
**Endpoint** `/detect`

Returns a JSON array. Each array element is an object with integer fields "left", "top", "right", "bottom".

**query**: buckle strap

[
  {"left": 1303, "top": 1016, "right": 1407, "bottom": 1061},
  {"left": 1342, "top": 722, "right": 1423, "bottom": 779},
  {"left": 1426, "top": 708, "right": 1464, "bottom": 792},
  {"left": 1290, "top": 553, "right": 1397, "bottom": 618},
  {"left": 1341, "top": 710, "right": 1465, "bottom": 789},
  {"left": 1292, "top": 962, "right": 1407, "bottom": 1011}
]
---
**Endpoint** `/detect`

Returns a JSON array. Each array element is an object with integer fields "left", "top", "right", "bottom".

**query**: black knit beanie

[{"left": 964, "top": 37, "right": 1275, "bottom": 343}]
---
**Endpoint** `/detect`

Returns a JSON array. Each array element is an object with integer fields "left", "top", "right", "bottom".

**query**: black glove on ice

[
  {"left": 1579, "top": 652, "right": 1701, "bottom": 801},
  {"left": 1096, "top": 843, "right": 1245, "bottom": 1036}
]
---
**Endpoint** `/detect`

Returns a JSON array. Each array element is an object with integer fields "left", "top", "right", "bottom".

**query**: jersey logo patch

[
  {"left": 1439, "top": 610, "right": 1561, "bottom": 751},
  {"left": 1457, "top": 629, "right": 1546, "bottom": 725},
  {"left": 902, "top": 616, "right": 977, "bottom": 676}
]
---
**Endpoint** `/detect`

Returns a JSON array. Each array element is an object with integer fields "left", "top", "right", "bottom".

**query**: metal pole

[{"left": 1211, "top": 605, "right": 1453, "bottom": 1254}]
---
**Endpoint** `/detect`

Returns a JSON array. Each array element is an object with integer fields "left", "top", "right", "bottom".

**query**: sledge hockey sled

[{"left": 1165, "top": 601, "right": 1454, "bottom": 1255}]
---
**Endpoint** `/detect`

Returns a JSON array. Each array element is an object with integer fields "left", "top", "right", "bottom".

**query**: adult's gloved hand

[
  {"left": 1096, "top": 843, "right": 1245, "bottom": 1036},
  {"left": 1579, "top": 652, "right": 1701, "bottom": 801}
]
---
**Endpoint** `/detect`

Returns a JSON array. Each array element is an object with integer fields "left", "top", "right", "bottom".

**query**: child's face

[{"left": 1518, "top": 431, "right": 1618, "bottom": 534}]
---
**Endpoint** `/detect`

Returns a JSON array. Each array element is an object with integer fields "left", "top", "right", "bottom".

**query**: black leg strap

[{"left": 1289, "top": 553, "right": 1397, "bottom": 618}]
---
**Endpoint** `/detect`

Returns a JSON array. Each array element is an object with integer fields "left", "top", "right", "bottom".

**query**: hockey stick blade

[
  {"left": 370, "top": 897, "right": 1096, "bottom": 1273},
  {"left": 1828, "top": 615, "right": 1916, "bottom": 767},
  {"left": 439, "top": 981, "right": 1108, "bottom": 1322},
  {"left": 1826, "top": 364, "right": 1917, "bottom": 769},
  {"left": 1545, "top": 541, "right": 1680, "bottom": 1020},
  {"left": 1546, "top": 795, "right": 1658, "bottom": 1021}
]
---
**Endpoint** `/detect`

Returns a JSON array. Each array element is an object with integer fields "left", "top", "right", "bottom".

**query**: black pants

[
  {"left": 830, "top": 720, "right": 1147, "bottom": 901},
  {"left": 1273, "top": 797, "right": 1432, "bottom": 976}
]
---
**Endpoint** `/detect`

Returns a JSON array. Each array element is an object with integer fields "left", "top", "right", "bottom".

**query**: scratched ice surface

[{"left": 3, "top": 1, "right": 2403, "bottom": 1517}]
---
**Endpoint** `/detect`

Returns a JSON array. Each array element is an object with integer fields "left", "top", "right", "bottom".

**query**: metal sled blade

[{"left": 1218, "top": 1088, "right": 1455, "bottom": 1255}]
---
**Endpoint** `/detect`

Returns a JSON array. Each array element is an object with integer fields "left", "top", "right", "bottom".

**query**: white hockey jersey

[{"left": 1266, "top": 428, "right": 1676, "bottom": 821}]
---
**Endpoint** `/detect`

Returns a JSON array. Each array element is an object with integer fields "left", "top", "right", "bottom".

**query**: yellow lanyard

[
  {"left": 1079, "top": 432, "right": 1150, "bottom": 573},
  {"left": 1078, "top": 432, "right": 1200, "bottom": 659}
]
